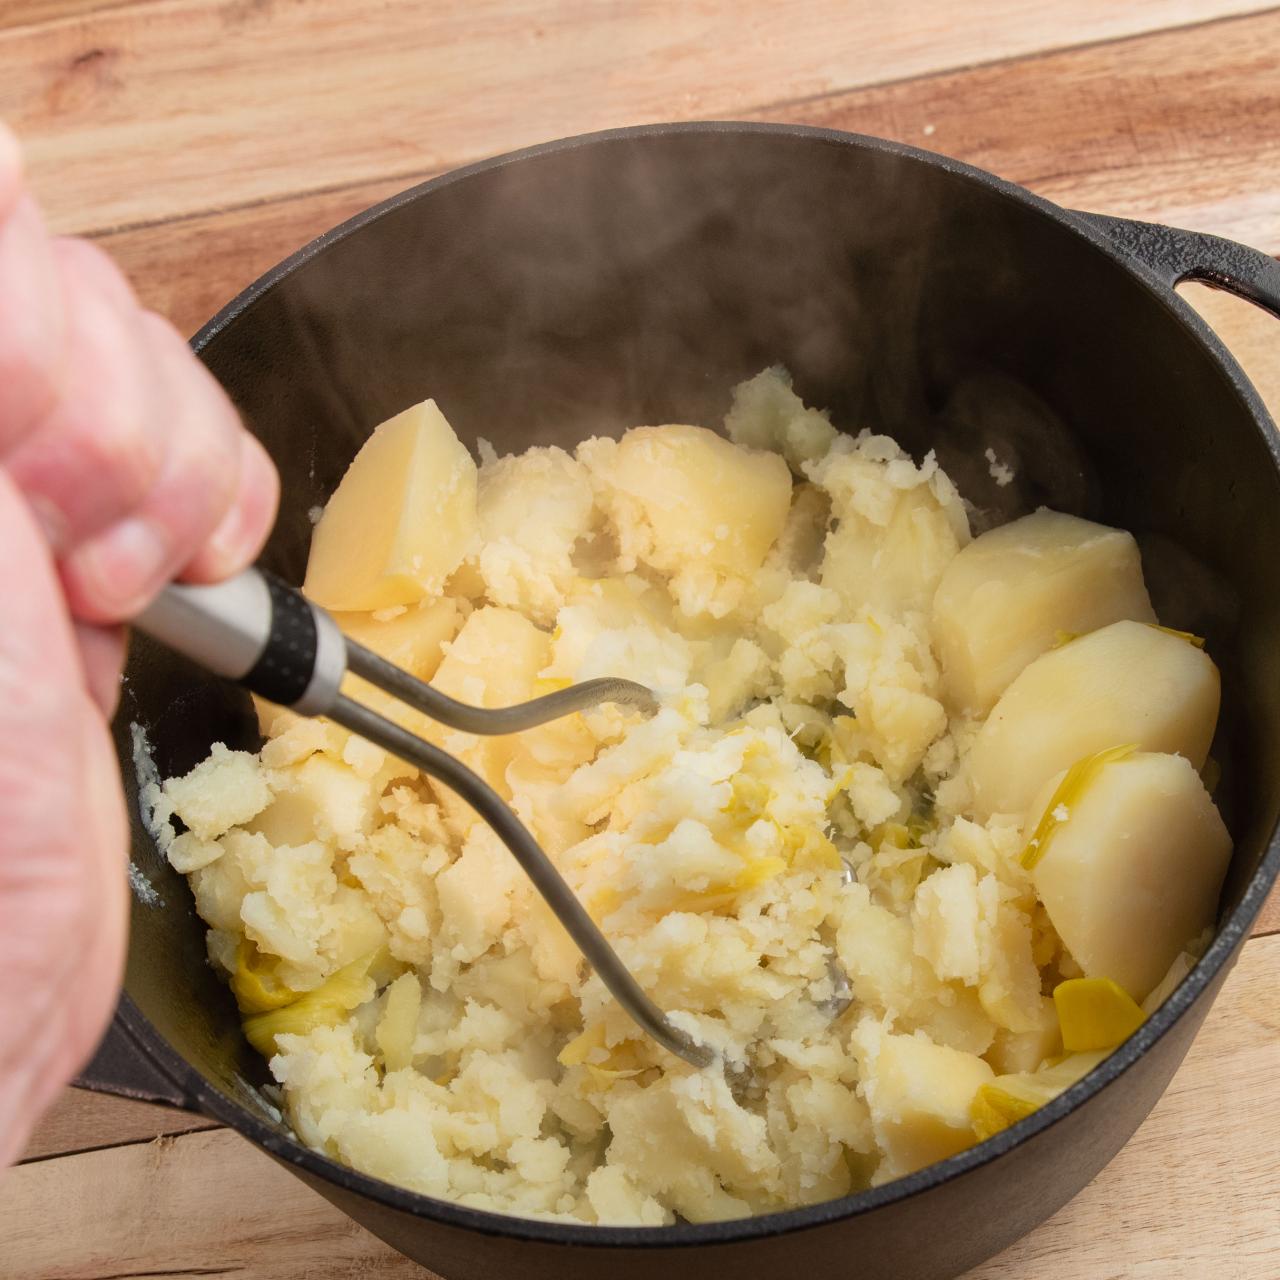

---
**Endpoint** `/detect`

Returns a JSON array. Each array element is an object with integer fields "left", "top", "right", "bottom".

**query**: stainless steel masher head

[{"left": 135, "top": 567, "right": 715, "bottom": 1068}]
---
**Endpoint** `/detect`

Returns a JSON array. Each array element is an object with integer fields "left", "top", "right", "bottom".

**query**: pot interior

[{"left": 115, "top": 125, "right": 1280, "bottom": 1176}]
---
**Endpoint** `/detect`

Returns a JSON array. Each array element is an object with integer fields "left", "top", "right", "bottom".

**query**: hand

[{"left": 0, "top": 122, "right": 279, "bottom": 1165}]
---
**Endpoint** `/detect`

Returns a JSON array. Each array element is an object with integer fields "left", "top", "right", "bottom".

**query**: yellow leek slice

[
  {"left": 1020, "top": 744, "right": 1138, "bottom": 870},
  {"left": 558, "top": 1023, "right": 607, "bottom": 1067},
  {"left": 1054, "top": 976, "right": 1145, "bottom": 1052},
  {"left": 1149, "top": 624, "right": 1206, "bottom": 649},
  {"left": 780, "top": 824, "right": 842, "bottom": 871},
  {"left": 970, "top": 1084, "right": 1039, "bottom": 1140},
  {"left": 970, "top": 1051, "right": 1107, "bottom": 1141},
  {"left": 231, "top": 940, "right": 301, "bottom": 1015},
  {"left": 242, "top": 950, "right": 380, "bottom": 1057}
]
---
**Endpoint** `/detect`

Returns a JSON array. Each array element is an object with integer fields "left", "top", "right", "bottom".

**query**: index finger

[{"left": 0, "top": 123, "right": 67, "bottom": 454}]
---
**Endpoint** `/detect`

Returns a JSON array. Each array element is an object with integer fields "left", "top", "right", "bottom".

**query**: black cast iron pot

[{"left": 85, "top": 123, "right": 1280, "bottom": 1279}]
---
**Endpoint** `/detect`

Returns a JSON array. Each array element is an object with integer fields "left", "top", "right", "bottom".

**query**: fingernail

[{"left": 74, "top": 515, "right": 171, "bottom": 613}]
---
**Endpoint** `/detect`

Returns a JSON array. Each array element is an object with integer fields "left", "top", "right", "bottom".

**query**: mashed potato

[{"left": 152, "top": 367, "right": 1229, "bottom": 1225}]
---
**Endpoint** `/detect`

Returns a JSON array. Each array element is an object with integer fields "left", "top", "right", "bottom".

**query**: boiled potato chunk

[
  {"left": 304, "top": 399, "right": 477, "bottom": 610},
  {"left": 1029, "top": 751, "right": 1231, "bottom": 1001},
  {"left": 333, "top": 598, "right": 460, "bottom": 681},
  {"left": 985, "top": 996, "right": 1062, "bottom": 1076},
  {"left": 375, "top": 971, "right": 422, "bottom": 1072},
  {"left": 333, "top": 598, "right": 463, "bottom": 748},
  {"left": 255, "top": 753, "right": 383, "bottom": 851},
  {"left": 932, "top": 510, "right": 1155, "bottom": 715},
  {"left": 601, "top": 425, "right": 792, "bottom": 578},
  {"left": 864, "top": 1030, "right": 993, "bottom": 1176},
  {"left": 822, "top": 484, "right": 962, "bottom": 618},
  {"left": 425, "top": 606, "right": 552, "bottom": 836},
  {"left": 966, "top": 620, "right": 1219, "bottom": 818}
]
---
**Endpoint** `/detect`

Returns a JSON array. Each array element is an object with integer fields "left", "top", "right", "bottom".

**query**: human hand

[{"left": 0, "top": 121, "right": 279, "bottom": 1165}]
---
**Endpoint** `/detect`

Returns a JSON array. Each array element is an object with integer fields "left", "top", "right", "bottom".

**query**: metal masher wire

[
  {"left": 345, "top": 639, "right": 662, "bottom": 730},
  {"left": 135, "top": 567, "right": 715, "bottom": 1069}
]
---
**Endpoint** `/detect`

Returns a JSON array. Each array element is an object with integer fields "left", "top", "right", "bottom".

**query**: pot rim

[{"left": 132, "top": 119, "right": 1280, "bottom": 1249}]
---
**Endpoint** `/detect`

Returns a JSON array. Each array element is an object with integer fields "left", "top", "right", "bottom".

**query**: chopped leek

[
  {"left": 1020, "top": 744, "right": 1138, "bottom": 870},
  {"left": 1054, "top": 976, "right": 1145, "bottom": 1052},
  {"left": 1149, "top": 624, "right": 1206, "bottom": 649},
  {"left": 231, "top": 940, "right": 301, "bottom": 1015},
  {"left": 558, "top": 1024, "right": 648, "bottom": 1085},
  {"left": 970, "top": 1083, "right": 1038, "bottom": 1140},
  {"left": 242, "top": 950, "right": 380, "bottom": 1057},
  {"left": 558, "top": 1022, "right": 607, "bottom": 1067},
  {"left": 970, "top": 1051, "right": 1107, "bottom": 1141}
]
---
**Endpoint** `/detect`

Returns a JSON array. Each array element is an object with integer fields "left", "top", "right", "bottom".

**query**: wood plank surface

[
  {"left": 3, "top": 0, "right": 1279, "bottom": 1275},
  {"left": 83, "top": 8, "right": 1280, "bottom": 348},
  {"left": 4, "top": 932, "right": 1276, "bottom": 1280},
  {"left": 1254, "top": 881, "right": 1280, "bottom": 938},
  {"left": 2, "top": 0, "right": 1276, "bottom": 236},
  {"left": 763, "top": 8, "right": 1280, "bottom": 249},
  {"left": 0, "top": 0, "right": 149, "bottom": 30},
  {"left": 18, "top": 1089, "right": 216, "bottom": 1164}
]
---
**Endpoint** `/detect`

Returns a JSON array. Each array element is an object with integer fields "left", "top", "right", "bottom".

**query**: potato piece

[
  {"left": 247, "top": 785, "right": 319, "bottom": 848},
  {"left": 862, "top": 1029, "right": 992, "bottom": 1176},
  {"left": 1029, "top": 751, "right": 1230, "bottom": 1000},
  {"left": 375, "top": 971, "right": 422, "bottom": 1071},
  {"left": 330, "top": 598, "right": 463, "bottom": 755},
  {"left": 932, "top": 510, "right": 1155, "bottom": 715},
  {"left": 723, "top": 365, "right": 838, "bottom": 470},
  {"left": 965, "top": 620, "right": 1219, "bottom": 818},
  {"left": 822, "top": 484, "right": 963, "bottom": 618},
  {"left": 912, "top": 863, "right": 983, "bottom": 986},
  {"left": 333, "top": 598, "right": 459, "bottom": 681},
  {"left": 162, "top": 745, "right": 272, "bottom": 841},
  {"left": 986, "top": 996, "right": 1062, "bottom": 1076},
  {"left": 594, "top": 425, "right": 792, "bottom": 581},
  {"left": 426, "top": 606, "right": 552, "bottom": 835},
  {"left": 304, "top": 399, "right": 477, "bottom": 610}
]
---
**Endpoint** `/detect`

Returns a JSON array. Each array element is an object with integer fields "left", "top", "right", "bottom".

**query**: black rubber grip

[{"left": 242, "top": 573, "right": 318, "bottom": 707}]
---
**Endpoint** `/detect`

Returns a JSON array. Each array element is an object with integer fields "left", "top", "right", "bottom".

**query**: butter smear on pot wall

[{"left": 148, "top": 368, "right": 1229, "bottom": 1225}]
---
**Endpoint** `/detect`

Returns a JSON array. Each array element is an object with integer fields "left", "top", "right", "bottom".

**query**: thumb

[{"left": 0, "top": 466, "right": 127, "bottom": 1164}]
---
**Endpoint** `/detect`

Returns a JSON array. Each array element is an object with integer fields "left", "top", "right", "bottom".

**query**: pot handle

[
  {"left": 1077, "top": 213, "right": 1280, "bottom": 320},
  {"left": 74, "top": 1001, "right": 199, "bottom": 1111}
]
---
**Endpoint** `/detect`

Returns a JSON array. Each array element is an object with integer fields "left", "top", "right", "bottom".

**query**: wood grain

[
  {"left": 761, "top": 7, "right": 1280, "bottom": 249},
  {"left": 0, "top": 0, "right": 150, "bottom": 31},
  {"left": 1, "top": 1127, "right": 432, "bottom": 1280},
  {"left": 1252, "top": 880, "right": 1280, "bottom": 938},
  {"left": 4, "top": 931, "right": 1276, "bottom": 1279},
  {"left": 99, "top": 171, "right": 421, "bottom": 339},
  {"left": 2, "top": 0, "right": 1277, "bottom": 235},
  {"left": 18, "top": 1089, "right": 215, "bottom": 1163},
  {"left": 84, "top": 7, "right": 1280, "bottom": 350},
  {"left": 1182, "top": 282, "right": 1280, "bottom": 418}
]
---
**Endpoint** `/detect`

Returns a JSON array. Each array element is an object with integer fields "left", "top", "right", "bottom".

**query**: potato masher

[{"left": 136, "top": 567, "right": 715, "bottom": 1068}]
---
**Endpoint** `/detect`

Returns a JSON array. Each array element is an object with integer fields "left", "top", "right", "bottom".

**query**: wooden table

[{"left": 3, "top": 2, "right": 1279, "bottom": 1276}]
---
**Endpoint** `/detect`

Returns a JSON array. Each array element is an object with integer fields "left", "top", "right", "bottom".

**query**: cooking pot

[{"left": 85, "top": 122, "right": 1280, "bottom": 1280}]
